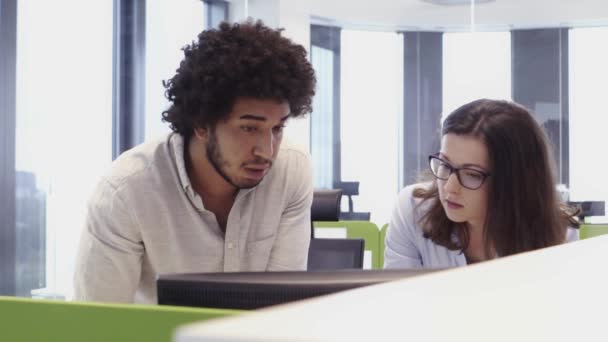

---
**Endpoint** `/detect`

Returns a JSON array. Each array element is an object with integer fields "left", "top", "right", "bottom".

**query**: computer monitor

[{"left": 157, "top": 269, "right": 441, "bottom": 310}]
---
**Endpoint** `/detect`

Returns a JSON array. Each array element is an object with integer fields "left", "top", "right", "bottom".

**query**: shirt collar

[{"left": 171, "top": 133, "right": 196, "bottom": 198}]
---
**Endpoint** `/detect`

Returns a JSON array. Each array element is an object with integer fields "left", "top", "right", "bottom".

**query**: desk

[{"left": 175, "top": 236, "right": 608, "bottom": 342}]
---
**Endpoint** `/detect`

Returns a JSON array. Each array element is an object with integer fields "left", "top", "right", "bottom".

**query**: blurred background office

[{"left": 1, "top": 0, "right": 607, "bottom": 299}]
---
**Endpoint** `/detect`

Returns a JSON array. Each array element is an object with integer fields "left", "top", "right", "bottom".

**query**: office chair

[
  {"left": 567, "top": 201, "right": 605, "bottom": 222},
  {"left": 309, "top": 189, "right": 364, "bottom": 270},
  {"left": 313, "top": 221, "right": 382, "bottom": 269},
  {"left": 307, "top": 238, "right": 365, "bottom": 270},
  {"left": 311, "top": 189, "right": 342, "bottom": 238},
  {"left": 333, "top": 181, "right": 371, "bottom": 220}
]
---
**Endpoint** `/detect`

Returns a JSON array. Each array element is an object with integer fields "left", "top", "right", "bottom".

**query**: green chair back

[
  {"left": 579, "top": 224, "right": 608, "bottom": 239},
  {"left": 313, "top": 221, "right": 381, "bottom": 269},
  {"left": 379, "top": 223, "right": 388, "bottom": 269},
  {"left": 0, "top": 296, "right": 240, "bottom": 342}
]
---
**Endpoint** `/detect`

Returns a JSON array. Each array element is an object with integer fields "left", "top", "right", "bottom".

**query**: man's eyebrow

[
  {"left": 239, "top": 114, "right": 266, "bottom": 121},
  {"left": 239, "top": 114, "right": 291, "bottom": 122}
]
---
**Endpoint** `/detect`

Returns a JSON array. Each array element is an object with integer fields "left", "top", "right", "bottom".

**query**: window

[
  {"left": 569, "top": 27, "right": 608, "bottom": 209},
  {"left": 340, "top": 29, "right": 403, "bottom": 225},
  {"left": 442, "top": 32, "right": 512, "bottom": 119},
  {"left": 145, "top": 0, "right": 205, "bottom": 140},
  {"left": 15, "top": 0, "right": 113, "bottom": 298},
  {"left": 311, "top": 45, "right": 335, "bottom": 189}
]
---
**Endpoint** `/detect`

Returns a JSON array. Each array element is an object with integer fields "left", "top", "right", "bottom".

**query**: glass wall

[
  {"left": 5, "top": 0, "right": 211, "bottom": 299},
  {"left": 511, "top": 28, "right": 569, "bottom": 186},
  {"left": 569, "top": 27, "right": 608, "bottom": 209},
  {"left": 442, "top": 31, "right": 512, "bottom": 119},
  {"left": 145, "top": 0, "right": 205, "bottom": 140},
  {"left": 3, "top": 0, "right": 608, "bottom": 302},
  {"left": 340, "top": 29, "right": 403, "bottom": 225},
  {"left": 15, "top": 0, "right": 113, "bottom": 298},
  {"left": 310, "top": 44, "right": 336, "bottom": 189},
  {"left": 311, "top": 4, "right": 608, "bottom": 223}
]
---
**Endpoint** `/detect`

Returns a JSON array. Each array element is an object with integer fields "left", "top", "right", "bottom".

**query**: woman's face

[{"left": 437, "top": 134, "right": 491, "bottom": 231}]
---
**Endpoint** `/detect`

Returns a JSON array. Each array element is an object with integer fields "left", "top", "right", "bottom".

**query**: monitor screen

[{"left": 157, "top": 269, "right": 441, "bottom": 310}]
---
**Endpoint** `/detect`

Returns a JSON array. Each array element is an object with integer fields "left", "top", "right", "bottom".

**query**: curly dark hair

[{"left": 162, "top": 20, "right": 316, "bottom": 138}]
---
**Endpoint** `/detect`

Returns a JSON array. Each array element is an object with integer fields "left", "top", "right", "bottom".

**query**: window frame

[{"left": 0, "top": 0, "right": 18, "bottom": 296}]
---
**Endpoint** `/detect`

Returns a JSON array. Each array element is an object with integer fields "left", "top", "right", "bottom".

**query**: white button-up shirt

[{"left": 73, "top": 133, "right": 313, "bottom": 304}]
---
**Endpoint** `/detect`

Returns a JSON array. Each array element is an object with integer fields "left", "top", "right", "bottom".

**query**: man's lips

[
  {"left": 243, "top": 165, "right": 270, "bottom": 179},
  {"left": 244, "top": 164, "right": 270, "bottom": 171}
]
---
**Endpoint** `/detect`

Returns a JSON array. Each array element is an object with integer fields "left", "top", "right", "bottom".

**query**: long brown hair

[{"left": 414, "top": 99, "right": 579, "bottom": 257}]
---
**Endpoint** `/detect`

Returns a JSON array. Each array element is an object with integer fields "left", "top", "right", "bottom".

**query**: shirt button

[{"left": 227, "top": 242, "right": 234, "bottom": 249}]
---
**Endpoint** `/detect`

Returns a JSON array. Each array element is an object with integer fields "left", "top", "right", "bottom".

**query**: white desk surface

[{"left": 175, "top": 235, "right": 608, "bottom": 342}]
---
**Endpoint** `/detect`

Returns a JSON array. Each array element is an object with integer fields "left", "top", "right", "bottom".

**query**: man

[{"left": 73, "top": 20, "right": 316, "bottom": 303}]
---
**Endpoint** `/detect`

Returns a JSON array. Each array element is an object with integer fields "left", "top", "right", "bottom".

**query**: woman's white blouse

[{"left": 384, "top": 183, "right": 579, "bottom": 269}]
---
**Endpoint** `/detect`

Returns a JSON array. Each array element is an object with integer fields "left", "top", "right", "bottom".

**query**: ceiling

[{"left": 308, "top": 0, "right": 608, "bottom": 31}]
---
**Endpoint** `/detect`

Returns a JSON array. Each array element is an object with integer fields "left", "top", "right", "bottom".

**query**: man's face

[{"left": 200, "top": 97, "right": 290, "bottom": 189}]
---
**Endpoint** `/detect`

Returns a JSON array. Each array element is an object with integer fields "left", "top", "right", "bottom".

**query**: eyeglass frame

[{"left": 428, "top": 154, "right": 491, "bottom": 190}]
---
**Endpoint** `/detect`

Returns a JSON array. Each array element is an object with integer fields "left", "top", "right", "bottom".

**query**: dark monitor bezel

[{"left": 157, "top": 269, "right": 441, "bottom": 310}]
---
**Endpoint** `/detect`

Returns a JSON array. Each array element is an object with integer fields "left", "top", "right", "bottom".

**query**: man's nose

[{"left": 253, "top": 131, "right": 275, "bottom": 160}]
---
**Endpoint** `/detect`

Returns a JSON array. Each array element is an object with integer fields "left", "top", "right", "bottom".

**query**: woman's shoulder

[
  {"left": 398, "top": 181, "right": 431, "bottom": 196},
  {"left": 397, "top": 182, "right": 433, "bottom": 210},
  {"left": 565, "top": 227, "right": 579, "bottom": 242},
  {"left": 393, "top": 182, "right": 435, "bottom": 232}
]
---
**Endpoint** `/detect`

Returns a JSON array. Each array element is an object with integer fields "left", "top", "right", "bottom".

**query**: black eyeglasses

[{"left": 428, "top": 155, "right": 491, "bottom": 190}]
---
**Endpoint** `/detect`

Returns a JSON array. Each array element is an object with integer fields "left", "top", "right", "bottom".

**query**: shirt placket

[{"left": 223, "top": 194, "right": 243, "bottom": 272}]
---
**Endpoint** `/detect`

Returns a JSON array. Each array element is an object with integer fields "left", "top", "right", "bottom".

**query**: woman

[{"left": 384, "top": 99, "right": 579, "bottom": 269}]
